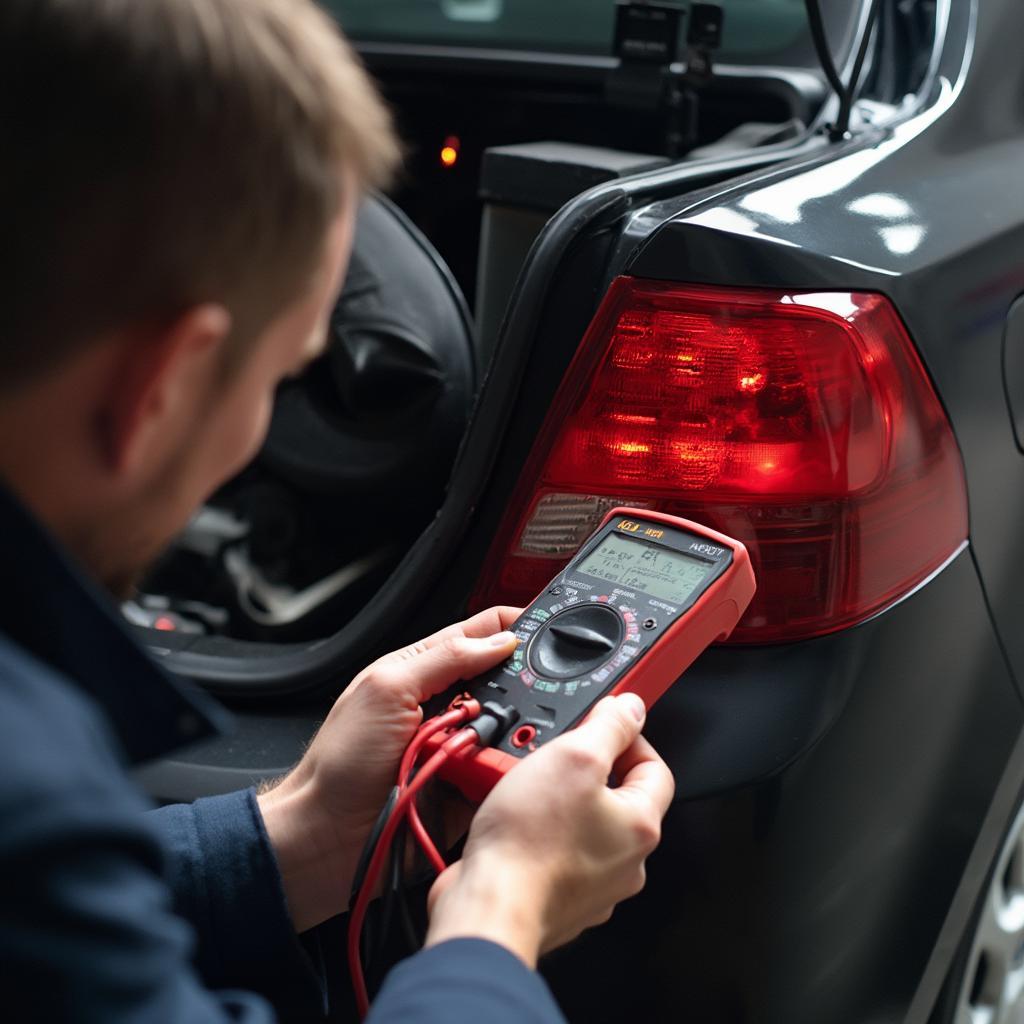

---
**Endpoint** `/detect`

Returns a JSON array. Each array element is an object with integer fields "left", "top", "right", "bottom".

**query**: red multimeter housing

[{"left": 428, "top": 508, "right": 756, "bottom": 802}]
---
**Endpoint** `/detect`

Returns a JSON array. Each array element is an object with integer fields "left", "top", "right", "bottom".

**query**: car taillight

[{"left": 471, "top": 277, "right": 967, "bottom": 644}]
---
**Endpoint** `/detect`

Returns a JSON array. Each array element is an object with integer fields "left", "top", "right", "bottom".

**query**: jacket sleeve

[
  {"left": 149, "top": 791, "right": 327, "bottom": 1019},
  {"left": 367, "top": 939, "right": 566, "bottom": 1024},
  {"left": 0, "top": 676, "right": 306, "bottom": 1024}
]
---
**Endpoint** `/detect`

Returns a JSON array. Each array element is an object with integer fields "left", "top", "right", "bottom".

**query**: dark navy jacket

[{"left": 0, "top": 484, "right": 565, "bottom": 1023}]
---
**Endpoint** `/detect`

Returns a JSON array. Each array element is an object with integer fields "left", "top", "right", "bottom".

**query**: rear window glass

[{"left": 324, "top": 1, "right": 857, "bottom": 69}]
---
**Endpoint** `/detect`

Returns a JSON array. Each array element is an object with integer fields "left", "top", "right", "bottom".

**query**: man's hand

[
  {"left": 257, "top": 607, "right": 520, "bottom": 932},
  {"left": 424, "top": 693, "right": 674, "bottom": 967}
]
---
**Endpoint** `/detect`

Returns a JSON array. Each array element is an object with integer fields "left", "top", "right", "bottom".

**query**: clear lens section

[{"left": 517, "top": 493, "right": 650, "bottom": 555}]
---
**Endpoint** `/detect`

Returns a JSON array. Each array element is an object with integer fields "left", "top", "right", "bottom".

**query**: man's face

[{"left": 102, "top": 192, "right": 357, "bottom": 596}]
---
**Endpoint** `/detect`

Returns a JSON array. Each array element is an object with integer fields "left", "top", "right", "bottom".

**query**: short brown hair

[{"left": 0, "top": 0, "right": 400, "bottom": 390}]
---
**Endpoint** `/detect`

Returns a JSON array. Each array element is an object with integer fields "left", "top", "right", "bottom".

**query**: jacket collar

[{"left": 0, "top": 480, "right": 227, "bottom": 764}]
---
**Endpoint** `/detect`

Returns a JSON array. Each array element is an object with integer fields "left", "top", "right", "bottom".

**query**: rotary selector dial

[
  {"left": 504, "top": 595, "right": 644, "bottom": 697},
  {"left": 528, "top": 604, "right": 624, "bottom": 680}
]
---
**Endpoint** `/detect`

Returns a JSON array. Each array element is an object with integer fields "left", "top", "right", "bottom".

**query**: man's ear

[{"left": 98, "top": 304, "right": 232, "bottom": 475}]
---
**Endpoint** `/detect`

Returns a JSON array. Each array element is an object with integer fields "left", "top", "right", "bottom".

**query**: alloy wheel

[{"left": 955, "top": 801, "right": 1024, "bottom": 1023}]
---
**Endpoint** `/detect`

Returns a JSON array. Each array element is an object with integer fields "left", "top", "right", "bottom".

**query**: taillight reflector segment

[{"left": 472, "top": 278, "right": 967, "bottom": 644}]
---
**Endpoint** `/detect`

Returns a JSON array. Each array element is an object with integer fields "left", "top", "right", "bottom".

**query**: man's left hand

[{"left": 256, "top": 606, "right": 520, "bottom": 932}]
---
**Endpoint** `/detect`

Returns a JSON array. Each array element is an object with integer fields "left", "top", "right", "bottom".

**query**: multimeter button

[{"left": 529, "top": 604, "right": 624, "bottom": 680}]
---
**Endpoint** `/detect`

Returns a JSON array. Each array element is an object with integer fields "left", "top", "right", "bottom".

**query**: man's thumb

[{"left": 571, "top": 693, "right": 646, "bottom": 763}]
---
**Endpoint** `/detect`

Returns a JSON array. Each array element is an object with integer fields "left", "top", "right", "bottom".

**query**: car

[{"left": 130, "top": 1, "right": 1024, "bottom": 1021}]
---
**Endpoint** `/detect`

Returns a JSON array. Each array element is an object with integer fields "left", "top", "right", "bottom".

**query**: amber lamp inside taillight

[{"left": 471, "top": 278, "right": 967, "bottom": 644}]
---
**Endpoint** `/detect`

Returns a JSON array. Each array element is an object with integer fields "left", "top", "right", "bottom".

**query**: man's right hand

[{"left": 424, "top": 693, "right": 675, "bottom": 967}]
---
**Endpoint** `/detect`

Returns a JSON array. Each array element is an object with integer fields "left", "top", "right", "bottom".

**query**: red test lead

[{"left": 348, "top": 725, "right": 480, "bottom": 1017}]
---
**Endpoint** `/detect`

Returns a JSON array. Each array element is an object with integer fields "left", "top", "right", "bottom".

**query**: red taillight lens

[{"left": 471, "top": 278, "right": 967, "bottom": 643}]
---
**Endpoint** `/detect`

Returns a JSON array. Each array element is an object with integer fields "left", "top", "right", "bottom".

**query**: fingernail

[
  {"left": 490, "top": 631, "right": 517, "bottom": 647},
  {"left": 620, "top": 692, "right": 646, "bottom": 721}
]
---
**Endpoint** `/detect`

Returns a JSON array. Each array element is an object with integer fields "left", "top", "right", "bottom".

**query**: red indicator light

[
  {"left": 471, "top": 278, "right": 967, "bottom": 644},
  {"left": 153, "top": 615, "right": 176, "bottom": 631},
  {"left": 440, "top": 135, "right": 460, "bottom": 168}
]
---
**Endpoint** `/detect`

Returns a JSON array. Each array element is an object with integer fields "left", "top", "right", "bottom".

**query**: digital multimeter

[{"left": 432, "top": 508, "right": 756, "bottom": 801}]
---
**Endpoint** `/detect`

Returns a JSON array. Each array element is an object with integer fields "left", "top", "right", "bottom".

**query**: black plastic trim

[{"left": 355, "top": 41, "right": 827, "bottom": 123}]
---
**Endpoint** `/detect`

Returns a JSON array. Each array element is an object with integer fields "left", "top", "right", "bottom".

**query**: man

[{"left": 0, "top": 1, "right": 675, "bottom": 1021}]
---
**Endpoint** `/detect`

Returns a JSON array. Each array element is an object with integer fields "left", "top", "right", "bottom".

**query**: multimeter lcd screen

[{"left": 576, "top": 533, "right": 714, "bottom": 604}]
